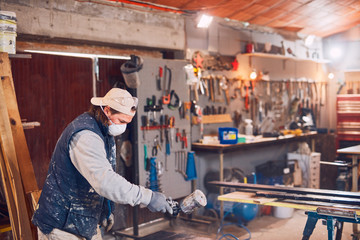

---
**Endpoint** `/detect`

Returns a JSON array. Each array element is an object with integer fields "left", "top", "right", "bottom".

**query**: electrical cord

[{"left": 216, "top": 203, "right": 252, "bottom": 240}]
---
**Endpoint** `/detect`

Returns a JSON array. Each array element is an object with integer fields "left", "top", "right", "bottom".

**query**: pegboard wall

[{"left": 137, "top": 58, "right": 192, "bottom": 199}]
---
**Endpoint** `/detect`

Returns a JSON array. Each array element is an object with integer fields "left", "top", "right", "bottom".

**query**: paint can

[
  {"left": 246, "top": 42, "right": 254, "bottom": 53},
  {"left": 0, "top": 11, "right": 17, "bottom": 54},
  {"left": 273, "top": 206, "right": 294, "bottom": 218}
]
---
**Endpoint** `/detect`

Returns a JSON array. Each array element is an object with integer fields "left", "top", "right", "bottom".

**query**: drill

[{"left": 166, "top": 189, "right": 207, "bottom": 217}]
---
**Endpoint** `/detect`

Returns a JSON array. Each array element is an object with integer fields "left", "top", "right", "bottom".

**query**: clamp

[{"left": 168, "top": 90, "right": 181, "bottom": 110}]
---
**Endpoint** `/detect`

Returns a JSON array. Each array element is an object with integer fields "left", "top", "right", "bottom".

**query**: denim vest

[{"left": 32, "top": 113, "right": 115, "bottom": 240}]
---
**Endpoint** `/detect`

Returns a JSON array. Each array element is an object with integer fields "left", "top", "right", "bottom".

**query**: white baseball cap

[{"left": 91, "top": 88, "right": 138, "bottom": 116}]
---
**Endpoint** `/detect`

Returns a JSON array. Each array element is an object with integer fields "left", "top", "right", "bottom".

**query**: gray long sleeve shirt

[{"left": 69, "top": 130, "right": 152, "bottom": 206}]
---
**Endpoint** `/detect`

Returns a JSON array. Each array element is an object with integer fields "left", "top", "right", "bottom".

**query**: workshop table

[
  {"left": 337, "top": 145, "right": 360, "bottom": 192},
  {"left": 192, "top": 132, "right": 318, "bottom": 219},
  {"left": 218, "top": 191, "right": 360, "bottom": 240},
  {"left": 337, "top": 144, "right": 360, "bottom": 238}
]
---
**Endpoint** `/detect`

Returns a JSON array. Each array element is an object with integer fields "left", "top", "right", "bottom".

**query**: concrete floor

[{"left": 113, "top": 209, "right": 355, "bottom": 240}]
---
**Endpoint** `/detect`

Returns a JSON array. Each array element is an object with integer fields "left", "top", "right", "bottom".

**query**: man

[{"left": 32, "top": 88, "right": 172, "bottom": 240}]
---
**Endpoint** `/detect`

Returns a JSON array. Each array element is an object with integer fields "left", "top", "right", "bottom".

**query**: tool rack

[{"left": 136, "top": 57, "right": 192, "bottom": 199}]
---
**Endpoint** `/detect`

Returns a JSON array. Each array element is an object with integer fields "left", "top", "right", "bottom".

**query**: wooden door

[{"left": 11, "top": 53, "right": 93, "bottom": 188}]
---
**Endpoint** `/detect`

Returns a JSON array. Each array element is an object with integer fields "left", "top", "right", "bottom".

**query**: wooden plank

[
  {"left": 202, "top": 114, "right": 232, "bottom": 124},
  {"left": 218, "top": 192, "right": 360, "bottom": 215},
  {"left": 255, "top": 191, "right": 360, "bottom": 206},
  {"left": 337, "top": 145, "right": 360, "bottom": 155},
  {"left": 30, "top": 190, "right": 41, "bottom": 212},
  {"left": 209, "top": 181, "right": 360, "bottom": 199},
  {"left": 0, "top": 145, "right": 20, "bottom": 239},
  {"left": 0, "top": 63, "right": 33, "bottom": 239},
  {"left": 1, "top": 75, "right": 38, "bottom": 193}
]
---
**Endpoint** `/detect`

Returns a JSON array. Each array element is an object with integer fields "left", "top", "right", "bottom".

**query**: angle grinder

[{"left": 166, "top": 189, "right": 207, "bottom": 217}]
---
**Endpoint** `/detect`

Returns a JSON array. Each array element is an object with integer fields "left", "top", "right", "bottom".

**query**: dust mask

[
  {"left": 100, "top": 104, "right": 127, "bottom": 136},
  {"left": 108, "top": 119, "right": 127, "bottom": 136}
]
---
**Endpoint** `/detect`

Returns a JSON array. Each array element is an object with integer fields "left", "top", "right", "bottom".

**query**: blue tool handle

[{"left": 166, "top": 143, "right": 170, "bottom": 155}]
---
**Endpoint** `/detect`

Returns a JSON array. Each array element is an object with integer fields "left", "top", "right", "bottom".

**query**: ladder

[{"left": 0, "top": 52, "right": 39, "bottom": 239}]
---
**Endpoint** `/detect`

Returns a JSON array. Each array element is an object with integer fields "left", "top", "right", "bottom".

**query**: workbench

[
  {"left": 218, "top": 190, "right": 360, "bottom": 240},
  {"left": 337, "top": 144, "right": 360, "bottom": 238},
  {"left": 192, "top": 132, "right": 319, "bottom": 218},
  {"left": 337, "top": 145, "right": 360, "bottom": 192}
]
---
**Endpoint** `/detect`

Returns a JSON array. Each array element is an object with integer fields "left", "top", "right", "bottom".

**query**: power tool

[{"left": 166, "top": 189, "right": 207, "bottom": 217}]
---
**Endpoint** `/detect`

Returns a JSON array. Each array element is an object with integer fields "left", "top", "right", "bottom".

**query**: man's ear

[{"left": 103, "top": 106, "right": 111, "bottom": 116}]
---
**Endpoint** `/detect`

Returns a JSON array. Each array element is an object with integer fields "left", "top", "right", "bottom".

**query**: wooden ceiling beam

[
  {"left": 245, "top": 0, "right": 288, "bottom": 22},
  {"left": 135, "top": 0, "right": 360, "bottom": 36}
]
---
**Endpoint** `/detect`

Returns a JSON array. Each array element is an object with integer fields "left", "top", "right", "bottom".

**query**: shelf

[
  {"left": 202, "top": 114, "right": 232, "bottom": 124},
  {"left": 8, "top": 53, "right": 32, "bottom": 59},
  {"left": 242, "top": 52, "right": 330, "bottom": 64}
]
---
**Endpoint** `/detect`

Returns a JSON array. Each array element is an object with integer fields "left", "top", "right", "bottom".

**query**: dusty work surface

[{"left": 114, "top": 209, "right": 354, "bottom": 240}]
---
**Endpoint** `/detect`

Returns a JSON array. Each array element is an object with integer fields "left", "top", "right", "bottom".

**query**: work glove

[
  {"left": 147, "top": 191, "right": 173, "bottom": 215},
  {"left": 101, "top": 213, "right": 114, "bottom": 232}
]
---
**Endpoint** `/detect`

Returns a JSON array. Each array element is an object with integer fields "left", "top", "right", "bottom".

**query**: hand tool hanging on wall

[
  {"left": 181, "top": 129, "right": 188, "bottom": 149},
  {"left": 147, "top": 157, "right": 158, "bottom": 191},
  {"left": 145, "top": 95, "right": 159, "bottom": 125},
  {"left": 244, "top": 80, "right": 250, "bottom": 112},
  {"left": 209, "top": 75, "right": 215, "bottom": 102},
  {"left": 176, "top": 128, "right": 181, "bottom": 142},
  {"left": 159, "top": 115, "right": 164, "bottom": 143},
  {"left": 162, "top": 65, "right": 172, "bottom": 104},
  {"left": 175, "top": 151, "right": 187, "bottom": 179},
  {"left": 220, "top": 76, "right": 230, "bottom": 105},
  {"left": 141, "top": 115, "right": 148, "bottom": 140},
  {"left": 169, "top": 116, "right": 175, "bottom": 147},
  {"left": 201, "top": 77, "right": 209, "bottom": 96},
  {"left": 168, "top": 90, "right": 181, "bottom": 110},
  {"left": 185, "top": 151, "right": 197, "bottom": 181},
  {"left": 152, "top": 136, "right": 160, "bottom": 156},
  {"left": 178, "top": 102, "right": 185, "bottom": 119},
  {"left": 156, "top": 66, "right": 163, "bottom": 91},
  {"left": 164, "top": 115, "right": 170, "bottom": 156},
  {"left": 234, "top": 110, "right": 242, "bottom": 127},
  {"left": 144, "top": 144, "right": 149, "bottom": 171}
]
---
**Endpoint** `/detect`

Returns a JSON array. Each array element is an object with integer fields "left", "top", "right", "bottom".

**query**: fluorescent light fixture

[
  {"left": 197, "top": 14, "right": 213, "bottom": 28},
  {"left": 24, "top": 50, "right": 131, "bottom": 60}
]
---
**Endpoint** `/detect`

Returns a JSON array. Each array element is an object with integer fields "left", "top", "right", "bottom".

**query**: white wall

[{"left": 1, "top": 0, "right": 185, "bottom": 50}]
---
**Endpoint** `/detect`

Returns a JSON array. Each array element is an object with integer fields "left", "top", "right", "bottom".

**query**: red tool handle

[
  {"left": 245, "top": 86, "right": 249, "bottom": 110},
  {"left": 159, "top": 67, "right": 163, "bottom": 77},
  {"left": 184, "top": 137, "right": 188, "bottom": 148}
]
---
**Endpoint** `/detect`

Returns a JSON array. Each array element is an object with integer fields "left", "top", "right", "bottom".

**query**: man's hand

[
  {"left": 147, "top": 192, "right": 173, "bottom": 214},
  {"left": 101, "top": 213, "right": 114, "bottom": 232}
]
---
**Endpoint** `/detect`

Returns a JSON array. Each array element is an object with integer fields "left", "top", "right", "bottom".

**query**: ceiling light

[
  {"left": 197, "top": 14, "right": 213, "bottom": 28},
  {"left": 23, "top": 50, "right": 131, "bottom": 60},
  {"left": 328, "top": 72, "right": 334, "bottom": 79},
  {"left": 249, "top": 70, "right": 257, "bottom": 80},
  {"left": 304, "top": 35, "right": 315, "bottom": 47}
]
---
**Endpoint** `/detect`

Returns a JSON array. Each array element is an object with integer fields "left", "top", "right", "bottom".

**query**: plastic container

[
  {"left": 245, "top": 119, "right": 253, "bottom": 135},
  {"left": 273, "top": 206, "right": 294, "bottom": 218},
  {"left": 218, "top": 127, "right": 238, "bottom": 144}
]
